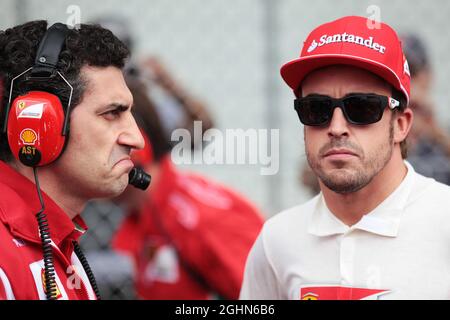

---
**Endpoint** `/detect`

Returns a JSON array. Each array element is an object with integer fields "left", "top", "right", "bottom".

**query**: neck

[
  {"left": 320, "top": 153, "right": 408, "bottom": 226},
  {"left": 12, "top": 161, "right": 85, "bottom": 220}
]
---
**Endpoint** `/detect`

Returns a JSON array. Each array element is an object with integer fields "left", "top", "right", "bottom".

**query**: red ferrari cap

[{"left": 280, "top": 16, "right": 410, "bottom": 104}]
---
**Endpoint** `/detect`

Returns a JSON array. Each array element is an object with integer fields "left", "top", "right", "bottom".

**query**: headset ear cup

[{"left": 7, "top": 91, "right": 66, "bottom": 166}]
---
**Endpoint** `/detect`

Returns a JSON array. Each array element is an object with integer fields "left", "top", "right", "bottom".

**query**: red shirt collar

[{"left": 0, "top": 161, "right": 88, "bottom": 246}]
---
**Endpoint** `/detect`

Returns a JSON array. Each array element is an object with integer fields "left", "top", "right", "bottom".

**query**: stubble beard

[{"left": 306, "top": 124, "right": 394, "bottom": 194}]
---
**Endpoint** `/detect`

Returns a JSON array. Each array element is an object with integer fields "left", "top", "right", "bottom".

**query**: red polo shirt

[
  {"left": 113, "top": 156, "right": 264, "bottom": 300},
  {"left": 0, "top": 161, "right": 97, "bottom": 300}
]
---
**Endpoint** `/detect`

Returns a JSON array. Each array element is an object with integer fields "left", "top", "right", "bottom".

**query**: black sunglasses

[{"left": 294, "top": 93, "right": 400, "bottom": 126}]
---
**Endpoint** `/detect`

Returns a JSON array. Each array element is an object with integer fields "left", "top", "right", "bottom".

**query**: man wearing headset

[
  {"left": 240, "top": 16, "right": 450, "bottom": 299},
  {"left": 0, "top": 21, "right": 144, "bottom": 299}
]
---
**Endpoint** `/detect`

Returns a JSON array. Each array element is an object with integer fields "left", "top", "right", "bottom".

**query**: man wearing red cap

[{"left": 240, "top": 16, "right": 450, "bottom": 300}]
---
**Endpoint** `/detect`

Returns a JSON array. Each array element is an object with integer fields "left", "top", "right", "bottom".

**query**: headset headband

[
  {"left": 2, "top": 23, "right": 73, "bottom": 135},
  {"left": 32, "top": 23, "right": 69, "bottom": 77}
]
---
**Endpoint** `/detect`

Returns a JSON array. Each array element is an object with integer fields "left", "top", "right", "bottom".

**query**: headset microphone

[{"left": 128, "top": 166, "right": 151, "bottom": 190}]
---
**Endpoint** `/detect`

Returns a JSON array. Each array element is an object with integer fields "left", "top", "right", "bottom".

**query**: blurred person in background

[
  {"left": 402, "top": 34, "right": 450, "bottom": 184},
  {"left": 112, "top": 75, "right": 264, "bottom": 299}
]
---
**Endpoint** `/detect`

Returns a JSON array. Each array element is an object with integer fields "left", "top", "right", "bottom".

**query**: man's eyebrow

[
  {"left": 343, "top": 92, "right": 375, "bottom": 97},
  {"left": 103, "top": 103, "right": 130, "bottom": 111},
  {"left": 303, "top": 93, "right": 330, "bottom": 98}
]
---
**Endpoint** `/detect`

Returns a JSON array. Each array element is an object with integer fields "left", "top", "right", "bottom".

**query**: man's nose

[
  {"left": 118, "top": 114, "right": 145, "bottom": 150},
  {"left": 327, "top": 107, "right": 349, "bottom": 138}
]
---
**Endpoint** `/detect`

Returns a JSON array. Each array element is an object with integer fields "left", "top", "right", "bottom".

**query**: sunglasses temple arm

[{"left": 389, "top": 97, "right": 400, "bottom": 109}]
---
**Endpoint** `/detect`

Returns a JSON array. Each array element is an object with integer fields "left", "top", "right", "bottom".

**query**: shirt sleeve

[
  {"left": 0, "top": 267, "right": 15, "bottom": 300},
  {"left": 191, "top": 205, "right": 264, "bottom": 299},
  {"left": 239, "top": 230, "right": 282, "bottom": 300}
]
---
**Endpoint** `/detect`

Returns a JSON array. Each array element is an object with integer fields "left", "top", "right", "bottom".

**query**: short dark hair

[{"left": 0, "top": 20, "right": 130, "bottom": 161}]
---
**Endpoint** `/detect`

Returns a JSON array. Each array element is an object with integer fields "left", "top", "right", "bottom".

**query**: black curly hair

[{"left": 0, "top": 20, "right": 130, "bottom": 161}]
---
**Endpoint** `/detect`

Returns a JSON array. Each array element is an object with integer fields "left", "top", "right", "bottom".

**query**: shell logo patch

[
  {"left": 300, "top": 285, "right": 390, "bottom": 300},
  {"left": 20, "top": 128, "right": 37, "bottom": 145}
]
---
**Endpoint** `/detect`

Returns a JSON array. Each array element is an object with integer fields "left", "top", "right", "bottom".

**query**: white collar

[{"left": 308, "top": 161, "right": 416, "bottom": 237}]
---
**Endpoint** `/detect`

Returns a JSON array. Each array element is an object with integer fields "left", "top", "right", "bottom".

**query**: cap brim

[{"left": 280, "top": 54, "right": 409, "bottom": 103}]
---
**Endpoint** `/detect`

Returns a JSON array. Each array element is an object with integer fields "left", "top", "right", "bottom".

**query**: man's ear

[{"left": 393, "top": 108, "right": 414, "bottom": 143}]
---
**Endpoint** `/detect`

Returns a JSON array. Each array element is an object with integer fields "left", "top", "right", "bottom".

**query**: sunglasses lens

[
  {"left": 296, "top": 98, "right": 333, "bottom": 126},
  {"left": 344, "top": 95, "right": 385, "bottom": 124},
  {"left": 295, "top": 95, "right": 388, "bottom": 126}
]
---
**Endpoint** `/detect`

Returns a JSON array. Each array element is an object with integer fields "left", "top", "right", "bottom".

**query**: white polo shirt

[{"left": 240, "top": 162, "right": 450, "bottom": 300}]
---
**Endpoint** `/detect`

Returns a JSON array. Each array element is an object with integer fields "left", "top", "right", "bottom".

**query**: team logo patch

[
  {"left": 307, "top": 40, "right": 318, "bottom": 53},
  {"left": 20, "top": 128, "right": 37, "bottom": 145},
  {"left": 18, "top": 101, "right": 27, "bottom": 110},
  {"left": 300, "top": 285, "right": 390, "bottom": 300},
  {"left": 18, "top": 103, "right": 44, "bottom": 119}
]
